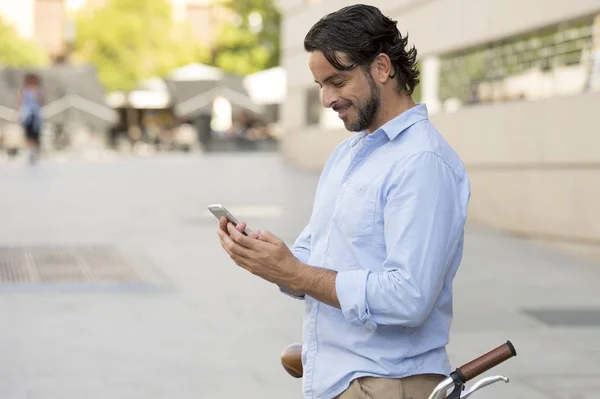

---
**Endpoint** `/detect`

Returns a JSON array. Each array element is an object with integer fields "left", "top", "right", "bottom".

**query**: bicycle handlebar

[
  {"left": 456, "top": 341, "right": 517, "bottom": 383},
  {"left": 281, "top": 340, "right": 517, "bottom": 387}
]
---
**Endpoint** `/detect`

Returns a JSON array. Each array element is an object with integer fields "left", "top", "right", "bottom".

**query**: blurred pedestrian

[{"left": 16, "top": 73, "right": 45, "bottom": 165}]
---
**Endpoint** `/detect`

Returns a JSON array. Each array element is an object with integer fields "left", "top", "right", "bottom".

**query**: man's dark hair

[{"left": 304, "top": 4, "right": 420, "bottom": 95}]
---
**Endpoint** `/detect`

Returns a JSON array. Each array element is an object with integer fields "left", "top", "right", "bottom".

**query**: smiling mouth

[{"left": 335, "top": 105, "right": 350, "bottom": 119}]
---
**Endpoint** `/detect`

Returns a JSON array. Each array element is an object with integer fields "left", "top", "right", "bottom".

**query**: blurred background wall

[
  {"left": 0, "top": 0, "right": 283, "bottom": 155},
  {"left": 276, "top": 0, "right": 600, "bottom": 261},
  {"left": 1, "top": 0, "right": 599, "bottom": 262}
]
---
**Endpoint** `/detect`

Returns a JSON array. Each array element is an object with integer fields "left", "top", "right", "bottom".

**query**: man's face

[{"left": 309, "top": 51, "right": 380, "bottom": 132}]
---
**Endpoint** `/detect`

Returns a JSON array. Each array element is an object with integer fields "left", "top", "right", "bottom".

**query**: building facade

[
  {"left": 0, "top": 0, "right": 228, "bottom": 61},
  {"left": 277, "top": 0, "right": 600, "bottom": 260}
]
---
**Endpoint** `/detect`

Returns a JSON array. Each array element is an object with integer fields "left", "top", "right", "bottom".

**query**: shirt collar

[{"left": 350, "top": 103, "right": 429, "bottom": 146}]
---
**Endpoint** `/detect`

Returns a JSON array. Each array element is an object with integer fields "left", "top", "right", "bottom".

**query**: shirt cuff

[
  {"left": 291, "top": 248, "right": 310, "bottom": 265},
  {"left": 279, "top": 287, "right": 305, "bottom": 300},
  {"left": 335, "top": 269, "right": 377, "bottom": 330}
]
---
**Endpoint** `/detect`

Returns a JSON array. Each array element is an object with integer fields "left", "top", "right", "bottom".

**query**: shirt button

[
  {"left": 342, "top": 182, "right": 347, "bottom": 188},
  {"left": 312, "top": 302, "right": 317, "bottom": 308}
]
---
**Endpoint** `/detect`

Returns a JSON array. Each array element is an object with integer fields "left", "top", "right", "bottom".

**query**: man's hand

[
  {"left": 217, "top": 217, "right": 305, "bottom": 296},
  {"left": 217, "top": 216, "right": 261, "bottom": 239}
]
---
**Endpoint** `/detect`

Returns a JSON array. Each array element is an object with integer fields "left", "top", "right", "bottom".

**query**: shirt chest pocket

[{"left": 333, "top": 183, "right": 378, "bottom": 237}]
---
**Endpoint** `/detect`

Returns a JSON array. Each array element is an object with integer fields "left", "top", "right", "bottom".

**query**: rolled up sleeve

[
  {"left": 336, "top": 269, "right": 377, "bottom": 330},
  {"left": 335, "top": 152, "right": 469, "bottom": 329},
  {"left": 291, "top": 224, "right": 312, "bottom": 265}
]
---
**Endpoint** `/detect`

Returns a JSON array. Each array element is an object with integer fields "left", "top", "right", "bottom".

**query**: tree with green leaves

[
  {"left": 73, "top": 0, "right": 210, "bottom": 92},
  {"left": 0, "top": 16, "right": 48, "bottom": 67},
  {"left": 213, "top": 0, "right": 281, "bottom": 76}
]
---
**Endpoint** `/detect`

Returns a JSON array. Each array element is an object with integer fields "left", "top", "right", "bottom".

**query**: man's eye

[{"left": 332, "top": 81, "right": 345, "bottom": 88}]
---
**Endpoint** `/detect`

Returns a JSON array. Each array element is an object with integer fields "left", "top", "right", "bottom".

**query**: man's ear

[{"left": 372, "top": 53, "right": 394, "bottom": 84}]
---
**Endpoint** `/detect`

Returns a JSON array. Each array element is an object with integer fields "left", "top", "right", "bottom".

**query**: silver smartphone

[{"left": 207, "top": 204, "right": 252, "bottom": 236}]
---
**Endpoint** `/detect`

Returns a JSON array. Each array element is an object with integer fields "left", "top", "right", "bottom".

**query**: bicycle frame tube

[{"left": 427, "top": 377, "right": 454, "bottom": 399}]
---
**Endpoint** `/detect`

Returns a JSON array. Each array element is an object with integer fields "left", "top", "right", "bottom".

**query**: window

[
  {"left": 305, "top": 87, "right": 321, "bottom": 126},
  {"left": 439, "top": 16, "right": 595, "bottom": 105}
]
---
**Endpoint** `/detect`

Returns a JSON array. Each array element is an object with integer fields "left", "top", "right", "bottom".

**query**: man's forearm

[{"left": 292, "top": 263, "right": 340, "bottom": 309}]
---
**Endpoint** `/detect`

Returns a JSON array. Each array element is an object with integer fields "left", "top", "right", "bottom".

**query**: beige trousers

[{"left": 334, "top": 374, "right": 446, "bottom": 399}]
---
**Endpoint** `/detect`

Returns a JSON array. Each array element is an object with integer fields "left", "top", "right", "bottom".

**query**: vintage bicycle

[{"left": 281, "top": 340, "right": 517, "bottom": 399}]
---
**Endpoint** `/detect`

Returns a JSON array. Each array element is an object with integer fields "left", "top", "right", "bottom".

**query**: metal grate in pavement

[
  {"left": 0, "top": 246, "right": 143, "bottom": 284},
  {"left": 521, "top": 308, "right": 600, "bottom": 327}
]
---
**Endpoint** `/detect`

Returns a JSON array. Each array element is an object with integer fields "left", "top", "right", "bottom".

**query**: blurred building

[
  {"left": 0, "top": 0, "right": 230, "bottom": 62},
  {"left": 166, "top": 63, "right": 264, "bottom": 149},
  {"left": 102, "top": 63, "right": 275, "bottom": 152},
  {"left": 277, "top": 0, "right": 600, "bottom": 260},
  {"left": 243, "top": 66, "right": 286, "bottom": 129}
]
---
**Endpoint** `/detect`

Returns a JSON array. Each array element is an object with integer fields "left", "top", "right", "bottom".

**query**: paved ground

[{"left": 0, "top": 152, "right": 599, "bottom": 399}]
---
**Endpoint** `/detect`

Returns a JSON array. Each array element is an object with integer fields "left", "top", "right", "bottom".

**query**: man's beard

[{"left": 346, "top": 74, "right": 380, "bottom": 132}]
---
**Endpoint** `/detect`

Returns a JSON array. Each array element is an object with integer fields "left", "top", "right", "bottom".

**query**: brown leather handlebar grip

[
  {"left": 457, "top": 341, "right": 517, "bottom": 383},
  {"left": 281, "top": 343, "right": 303, "bottom": 378}
]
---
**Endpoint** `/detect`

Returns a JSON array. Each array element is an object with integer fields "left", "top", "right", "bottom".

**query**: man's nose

[{"left": 321, "top": 88, "right": 337, "bottom": 109}]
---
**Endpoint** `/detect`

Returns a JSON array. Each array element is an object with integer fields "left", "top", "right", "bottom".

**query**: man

[{"left": 217, "top": 4, "right": 470, "bottom": 399}]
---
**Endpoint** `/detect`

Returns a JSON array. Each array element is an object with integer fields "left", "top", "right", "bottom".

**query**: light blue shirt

[{"left": 286, "top": 104, "right": 471, "bottom": 399}]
